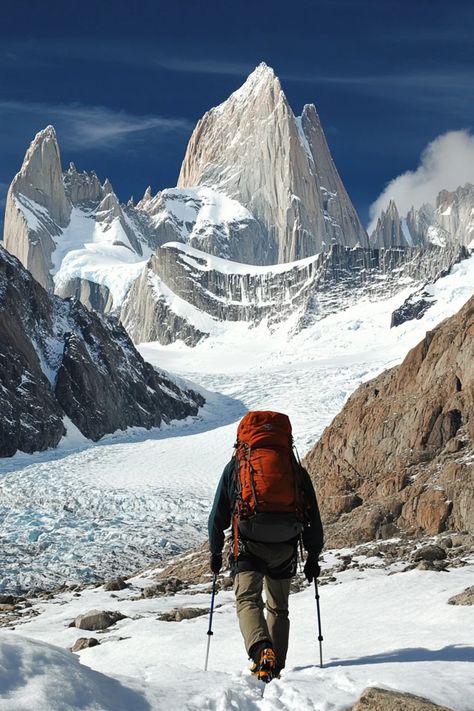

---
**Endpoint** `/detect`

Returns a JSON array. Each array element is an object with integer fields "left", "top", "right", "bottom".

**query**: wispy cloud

[
  {"left": 282, "top": 69, "right": 474, "bottom": 92},
  {"left": 0, "top": 100, "right": 192, "bottom": 149},
  {"left": 368, "top": 130, "right": 474, "bottom": 232},
  {"left": 153, "top": 58, "right": 253, "bottom": 77}
]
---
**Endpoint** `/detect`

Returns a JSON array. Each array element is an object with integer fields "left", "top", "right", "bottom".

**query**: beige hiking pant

[{"left": 234, "top": 541, "right": 294, "bottom": 670}]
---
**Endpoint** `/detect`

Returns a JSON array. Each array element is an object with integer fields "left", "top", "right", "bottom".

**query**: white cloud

[{"left": 368, "top": 130, "right": 474, "bottom": 233}]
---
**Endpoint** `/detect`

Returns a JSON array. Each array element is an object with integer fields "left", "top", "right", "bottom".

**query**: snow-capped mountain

[
  {"left": 0, "top": 244, "right": 203, "bottom": 457},
  {"left": 178, "top": 62, "right": 369, "bottom": 262},
  {"left": 2, "top": 64, "right": 474, "bottom": 351},
  {"left": 370, "top": 183, "right": 474, "bottom": 249}
]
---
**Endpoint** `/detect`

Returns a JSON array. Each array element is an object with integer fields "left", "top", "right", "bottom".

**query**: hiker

[{"left": 208, "top": 411, "right": 324, "bottom": 683}]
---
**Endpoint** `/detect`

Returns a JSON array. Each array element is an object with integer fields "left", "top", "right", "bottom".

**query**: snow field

[{"left": 2, "top": 555, "right": 473, "bottom": 710}]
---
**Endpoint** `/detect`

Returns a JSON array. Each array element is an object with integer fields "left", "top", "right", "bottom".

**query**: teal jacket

[{"left": 208, "top": 458, "right": 324, "bottom": 556}]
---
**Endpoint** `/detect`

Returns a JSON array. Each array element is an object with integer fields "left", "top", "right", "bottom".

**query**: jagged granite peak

[
  {"left": 0, "top": 244, "right": 203, "bottom": 457},
  {"left": 304, "top": 295, "right": 474, "bottom": 547},
  {"left": 3, "top": 126, "right": 71, "bottom": 290},
  {"left": 64, "top": 162, "right": 102, "bottom": 205},
  {"left": 139, "top": 186, "right": 153, "bottom": 207},
  {"left": 102, "top": 178, "right": 114, "bottom": 196},
  {"left": 371, "top": 200, "right": 410, "bottom": 248},
  {"left": 3, "top": 125, "right": 147, "bottom": 298},
  {"left": 370, "top": 183, "right": 474, "bottom": 249},
  {"left": 436, "top": 183, "right": 474, "bottom": 247},
  {"left": 177, "top": 63, "right": 368, "bottom": 263},
  {"left": 11, "top": 125, "right": 70, "bottom": 226}
]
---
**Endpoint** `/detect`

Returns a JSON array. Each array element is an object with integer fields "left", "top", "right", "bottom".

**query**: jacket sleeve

[
  {"left": 300, "top": 466, "right": 324, "bottom": 557},
  {"left": 208, "top": 460, "right": 235, "bottom": 555}
]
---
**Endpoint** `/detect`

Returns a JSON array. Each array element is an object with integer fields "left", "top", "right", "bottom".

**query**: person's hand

[
  {"left": 304, "top": 555, "right": 320, "bottom": 583},
  {"left": 210, "top": 553, "right": 222, "bottom": 575}
]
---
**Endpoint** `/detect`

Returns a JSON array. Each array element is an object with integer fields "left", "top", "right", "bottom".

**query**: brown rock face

[
  {"left": 304, "top": 296, "right": 474, "bottom": 547},
  {"left": 350, "top": 687, "right": 453, "bottom": 711}
]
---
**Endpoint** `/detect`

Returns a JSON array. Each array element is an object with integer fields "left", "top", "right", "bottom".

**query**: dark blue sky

[{"left": 1, "top": 0, "right": 473, "bottom": 226}]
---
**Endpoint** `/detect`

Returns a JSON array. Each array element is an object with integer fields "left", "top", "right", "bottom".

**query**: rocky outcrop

[
  {"left": 64, "top": 162, "right": 102, "bottom": 205},
  {"left": 0, "top": 245, "right": 204, "bottom": 457},
  {"left": 371, "top": 200, "right": 421, "bottom": 249},
  {"left": 121, "top": 242, "right": 320, "bottom": 344},
  {"left": 121, "top": 240, "right": 469, "bottom": 345},
  {"left": 55, "top": 277, "right": 114, "bottom": 313},
  {"left": 437, "top": 184, "right": 474, "bottom": 247},
  {"left": 178, "top": 62, "right": 368, "bottom": 263},
  {"left": 350, "top": 687, "right": 453, "bottom": 711},
  {"left": 390, "top": 246, "right": 470, "bottom": 327},
  {"left": 370, "top": 183, "right": 474, "bottom": 250},
  {"left": 304, "top": 296, "right": 474, "bottom": 547}
]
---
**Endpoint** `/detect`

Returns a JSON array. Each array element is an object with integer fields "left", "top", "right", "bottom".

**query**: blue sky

[{"left": 1, "top": 0, "right": 473, "bottom": 226}]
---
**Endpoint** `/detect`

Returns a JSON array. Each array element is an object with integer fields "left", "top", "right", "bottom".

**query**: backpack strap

[{"left": 232, "top": 448, "right": 243, "bottom": 558}]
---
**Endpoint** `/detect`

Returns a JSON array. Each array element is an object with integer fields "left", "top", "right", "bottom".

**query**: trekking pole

[
  {"left": 204, "top": 574, "right": 217, "bottom": 671},
  {"left": 314, "top": 578, "right": 324, "bottom": 668}
]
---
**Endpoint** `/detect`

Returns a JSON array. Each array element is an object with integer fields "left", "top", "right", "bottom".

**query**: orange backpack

[{"left": 232, "top": 411, "right": 307, "bottom": 554}]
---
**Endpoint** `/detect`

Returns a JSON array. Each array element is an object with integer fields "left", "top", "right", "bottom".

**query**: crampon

[{"left": 250, "top": 647, "right": 277, "bottom": 683}]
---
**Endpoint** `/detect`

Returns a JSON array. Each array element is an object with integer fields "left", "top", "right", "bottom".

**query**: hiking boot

[{"left": 250, "top": 646, "right": 277, "bottom": 683}]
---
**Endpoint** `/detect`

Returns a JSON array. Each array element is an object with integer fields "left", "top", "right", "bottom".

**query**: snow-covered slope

[
  {"left": 136, "top": 186, "right": 268, "bottom": 264},
  {"left": 2, "top": 547, "right": 473, "bottom": 711}
]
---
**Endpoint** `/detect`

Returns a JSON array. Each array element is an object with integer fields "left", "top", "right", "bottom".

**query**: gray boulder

[
  {"left": 448, "top": 586, "right": 474, "bottom": 605},
  {"left": 71, "top": 637, "right": 100, "bottom": 652},
  {"left": 412, "top": 545, "right": 447, "bottom": 563},
  {"left": 73, "top": 610, "right": 126, "bottom": 631},
  {"left": 351, "top": 687, "right": 453, "bottom": 711},
  {"left": 158, "top": 607, "right": 207, "bottom": 622},
  {"left": 104, "top": 578, "right": 129, "bottom": 592}
]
